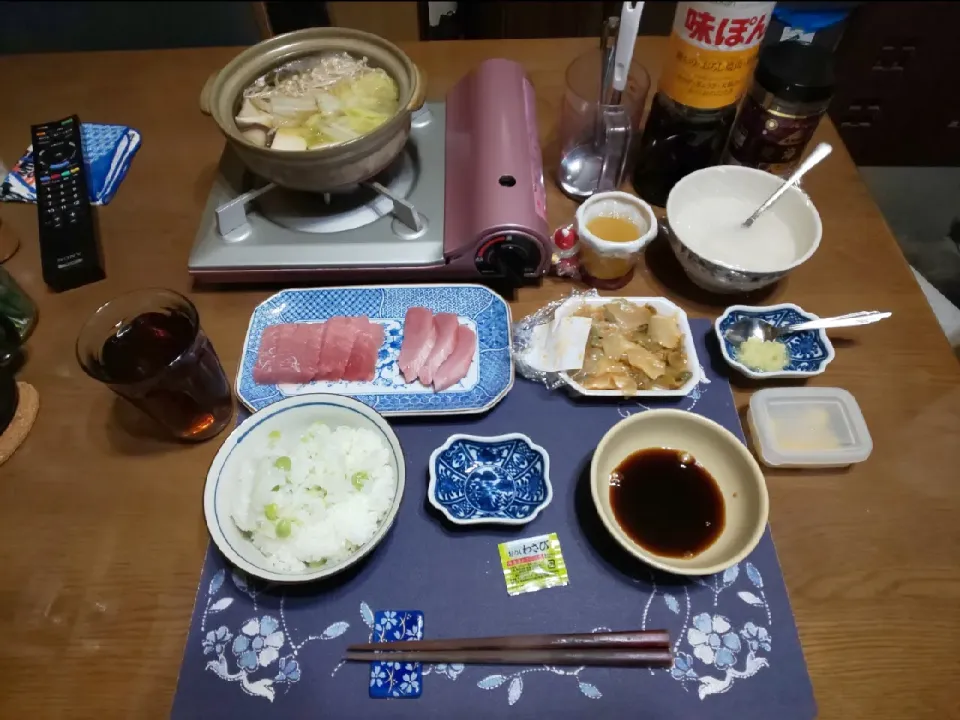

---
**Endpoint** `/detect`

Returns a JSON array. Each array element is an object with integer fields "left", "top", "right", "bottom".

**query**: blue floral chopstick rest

[{"left": 369, "top": 610, "right": 424, "bottom": 699}]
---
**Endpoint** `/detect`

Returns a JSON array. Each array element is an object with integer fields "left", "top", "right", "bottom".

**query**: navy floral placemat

[{"left": 171, "top": 320, "right": 816, "bottom": 719}]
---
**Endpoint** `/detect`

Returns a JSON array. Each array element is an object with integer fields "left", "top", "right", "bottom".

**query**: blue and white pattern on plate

[
  {"left": 428, "top": 433, "right": 552, "bottom": 525},
  {"left": 714, "top": 304, "right": 835, "bottom": 379},
  {"left": 369, "top": 610, "right": 424, "bottom": 699},
  {"left": 236, "top": 284, "right": 513, "bottom": 416}
]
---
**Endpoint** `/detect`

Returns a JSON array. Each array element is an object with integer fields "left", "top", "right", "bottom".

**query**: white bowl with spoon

[{"left": 665, "top": 165, "right": 822, "bottom": 294}]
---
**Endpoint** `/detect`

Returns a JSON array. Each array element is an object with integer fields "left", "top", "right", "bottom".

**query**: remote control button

[{"left": 45, "top": 141, "right": 76, "bottom": 166}]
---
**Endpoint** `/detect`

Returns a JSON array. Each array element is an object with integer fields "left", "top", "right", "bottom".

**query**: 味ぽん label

[{"left": 659, "top": 1, "right": 776, "bottom": 110}]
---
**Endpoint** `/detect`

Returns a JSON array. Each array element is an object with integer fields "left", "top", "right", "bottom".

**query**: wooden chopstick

[
  {"left": 345, "top": 648, "right": 674, "bottom": 668},
  {"left": 348, "top": 629, "right": 670, "bottom": 653}
]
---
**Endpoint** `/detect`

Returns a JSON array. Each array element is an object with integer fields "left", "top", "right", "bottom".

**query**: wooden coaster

[
  {"left": 0, "top": 221, "right": 19, "bottom": 263},
  {"left": 0, "top": 382, "right": 39, "bottom": 466}
]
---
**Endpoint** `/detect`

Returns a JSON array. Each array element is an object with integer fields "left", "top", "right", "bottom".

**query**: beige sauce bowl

[{"left": 590, "top": 409, "right": 769, "bottom": 576}]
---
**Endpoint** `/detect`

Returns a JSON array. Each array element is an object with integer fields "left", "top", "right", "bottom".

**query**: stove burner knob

[{"left": 488, "top": 239, "right": 530, "bottom": 286}]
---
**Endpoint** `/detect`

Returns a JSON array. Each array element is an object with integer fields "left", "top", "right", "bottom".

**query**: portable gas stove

[{"left": 188, "top": 59, "right": 551, "bottom": 286}]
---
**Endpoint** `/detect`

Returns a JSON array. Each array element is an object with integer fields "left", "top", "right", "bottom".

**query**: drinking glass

[
  {"left": 557, "top": 48, "right": 650, "bottom": 199},
  {"left": 76, "top": 288, "right": 233, "bottom": 441}
]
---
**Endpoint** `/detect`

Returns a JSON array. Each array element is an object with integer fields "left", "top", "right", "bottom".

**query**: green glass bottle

[{"left": 0, "top": 267, "right": 37, "bottom": 363}]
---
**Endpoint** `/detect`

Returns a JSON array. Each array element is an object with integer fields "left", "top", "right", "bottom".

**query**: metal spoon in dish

[
  {"left": 724, "top": 311, "right": 892, "bottom": 347},
  {"left": 741, "top": 142, "right": 833, "bottom": 229}
]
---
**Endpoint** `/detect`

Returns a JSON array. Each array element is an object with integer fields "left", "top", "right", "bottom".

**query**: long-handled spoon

[
  {"left": 741, "top": 142, "right": 832, "bottom": 228},
  {"left": 724, "top": 310, "right": 892, "bottom": 347}
]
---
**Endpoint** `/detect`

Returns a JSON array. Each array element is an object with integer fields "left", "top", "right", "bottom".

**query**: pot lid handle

[
  {"left": 406, "top": 65, "right": 426, "bottom": 113},
  {"left": 200, "top": 71, "right": 218, "bottom": 116}
]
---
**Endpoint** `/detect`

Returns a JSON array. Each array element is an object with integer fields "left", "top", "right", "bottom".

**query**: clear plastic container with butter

[{"left": 747, "top": 387, "right": 872, "bottom": 468}]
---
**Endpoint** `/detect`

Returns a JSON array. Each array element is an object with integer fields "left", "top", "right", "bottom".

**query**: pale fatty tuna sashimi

[
  {"left": 417, "top": 313, "right": 459, "bottom": 386},
  {"left": 342, "top": 318, "right": 385, "bottom": 382},
  {"left": 253, "top": 323, "right": 321, "bottom": 385},
  {"left": 315, "top": 316, "right": 363, "bottom": 381},
  {"left": 432, "top": 324, "right": 477, "bottom": 391},
  {"left": 398, "top": 307, "right": 437, "bottom": 383}
]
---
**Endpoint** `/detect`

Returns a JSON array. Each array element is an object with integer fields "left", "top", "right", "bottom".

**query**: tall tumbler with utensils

[{"left": 557, "top": 47, "right": 649, "bottom": 201}]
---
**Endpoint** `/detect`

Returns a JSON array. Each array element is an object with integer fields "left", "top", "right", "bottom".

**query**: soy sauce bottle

[{"left": 631, "top": 1, "right": 776, "bottom": 206}]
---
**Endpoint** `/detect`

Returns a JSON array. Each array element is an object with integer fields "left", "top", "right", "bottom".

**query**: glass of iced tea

[{"left": 76, "top": 288, "right": 233, "bottom": 441}]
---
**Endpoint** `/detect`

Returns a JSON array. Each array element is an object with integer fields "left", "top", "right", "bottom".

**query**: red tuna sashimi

[
  {"left": 342, "top": 318, "right": 385, "bottom": 382},
  {"left": 293, "top": 323, "right": 325, "bottom": 379},
  {"left": 315, "top": 316, "right": 362, "bottom": 381},
  {"left": 433, "top": 324, "right": 477, "bottom": 391},
  {"left": 417, "top": 313, "right": 460, "bottom": 386},
  {"left": 253, "top": 324, "right": 315, "bottom": 385},
  {"left": 398, "top": 307, "right": 437, "bottom": 383}
]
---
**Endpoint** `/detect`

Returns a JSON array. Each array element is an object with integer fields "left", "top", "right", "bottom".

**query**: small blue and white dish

[
  {"left": 714, "top": 303, "right": 835, "bottom": 380},
  {"left": 428, "top": 433, "right": 552, "bottom": 525}
]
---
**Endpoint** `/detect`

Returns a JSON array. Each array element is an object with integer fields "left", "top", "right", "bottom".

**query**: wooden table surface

[{"left": 0, "top": 38, "right": 957, "bottom": 719}]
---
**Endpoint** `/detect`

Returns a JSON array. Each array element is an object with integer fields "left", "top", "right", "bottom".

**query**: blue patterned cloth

[
  {"left": 172, "top": 321, "right": 816, "bottom": 719},
  {"left": 369, "top": 611, "right": 424, "bottom": 699},
  {"left": 1, "top": 122, "right": 141, "bottom": 206}
]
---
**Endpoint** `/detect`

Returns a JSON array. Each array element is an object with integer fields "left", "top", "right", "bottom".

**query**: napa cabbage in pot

[{"left": 236, "top": 52, "right": 401, "bottom": 152}]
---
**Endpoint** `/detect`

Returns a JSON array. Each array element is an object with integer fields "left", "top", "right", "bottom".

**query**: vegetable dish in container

[{"left": 570, "top": 300, "right": 692, "bottom": 394}]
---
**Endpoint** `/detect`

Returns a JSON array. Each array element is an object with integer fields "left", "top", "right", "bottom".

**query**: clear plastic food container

[{"left": 747, "top": 387, "right": 872, "bottom": 468}]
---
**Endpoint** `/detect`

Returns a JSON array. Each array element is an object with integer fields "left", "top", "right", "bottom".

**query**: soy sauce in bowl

[{"left": 609, "top": 448, "right": 725, "bottom": 559}]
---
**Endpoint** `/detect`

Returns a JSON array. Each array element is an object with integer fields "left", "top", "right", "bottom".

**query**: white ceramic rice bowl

[{"left": 203, "top": 394, "right": 405, "bottom": 583}]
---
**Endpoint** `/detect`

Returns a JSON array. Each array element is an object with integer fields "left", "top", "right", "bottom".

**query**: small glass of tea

[
  {"left": 575, "top": 191, "right": 658, "bottom": 289},
  {"left": 76, "top": 288, "right": 233, "bottom": 441}
]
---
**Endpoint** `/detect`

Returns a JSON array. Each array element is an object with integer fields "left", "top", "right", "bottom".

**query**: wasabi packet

[{"left": 497, "top": 532, "right": 569, "bottom": 596}]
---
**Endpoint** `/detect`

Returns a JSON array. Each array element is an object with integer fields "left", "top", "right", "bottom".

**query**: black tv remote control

[{"left": 31, "top": 116, "right": 105, "bottom": 291}]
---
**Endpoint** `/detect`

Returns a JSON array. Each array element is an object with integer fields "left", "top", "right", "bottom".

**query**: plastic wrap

[{"left": 511, "top": 288, "right": 599, "bottom": 390}]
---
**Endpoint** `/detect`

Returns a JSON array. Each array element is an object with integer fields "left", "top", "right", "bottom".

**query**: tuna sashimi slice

[
  {"left": 253, "top": 324, "right": 315, "bottom": 385},
  {"left": 342, "top": 318, "right": 385, "bottom": 382},
  {"left": 433, "top": 324, "right": 477, "bottom": 391},
  {"left": 252, "top": 324, "right": 288, "bottom": 384},
  {"left": 417, "top": 313, "right": 460, "bottom": 386},
  {"left": 293, "top": 323, "right": 326, "bottom": 379},
  {"left": 315, "top": 316, "right": 361, "bottom": 381},
  {"left": 398, "top": 307, "right": 437, "bottom": 383}
]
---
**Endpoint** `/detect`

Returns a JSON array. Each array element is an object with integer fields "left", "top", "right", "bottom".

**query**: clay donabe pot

[{"left": 200, "top": 28, "right": 425, "bottom": 193}]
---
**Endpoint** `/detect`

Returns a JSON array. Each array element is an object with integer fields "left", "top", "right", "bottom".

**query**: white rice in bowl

[{"left": 231, "top": 421, "right": 397, "bottom": 573}]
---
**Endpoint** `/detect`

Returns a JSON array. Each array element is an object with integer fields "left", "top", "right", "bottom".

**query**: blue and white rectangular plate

[{"left": 236, "top": 284, "right": 514, "bottom": 416}]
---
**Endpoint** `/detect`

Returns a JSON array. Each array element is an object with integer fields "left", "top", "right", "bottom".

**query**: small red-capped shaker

[{"left": 551, "top": 224, "right": 580, "bottom": 279}]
